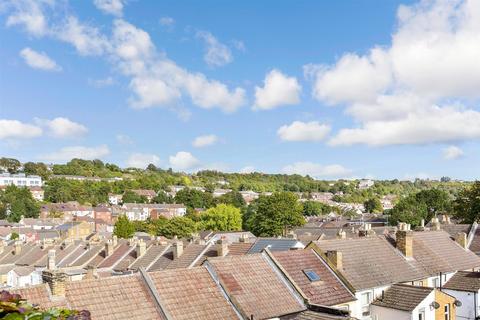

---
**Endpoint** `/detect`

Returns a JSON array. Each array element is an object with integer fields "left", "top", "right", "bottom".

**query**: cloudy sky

[{"left": 1, "top": 0, "right": 480, "bottom": 180}]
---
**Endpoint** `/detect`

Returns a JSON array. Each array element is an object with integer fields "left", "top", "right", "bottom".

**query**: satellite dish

[
  {"left": 454, "top": 300, "right": 462, "bottom": 307},
  {"left": 430, "top": 301, "right": 440, "bottom": 309}
]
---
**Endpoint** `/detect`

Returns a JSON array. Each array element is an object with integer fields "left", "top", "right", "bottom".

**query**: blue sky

[{"left": 1, "top": 0, "right": 480, "bottom": 180}]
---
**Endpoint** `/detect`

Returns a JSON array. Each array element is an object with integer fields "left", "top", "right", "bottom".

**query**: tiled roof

[
  {"left": 97, "top": 243, "right": 133, "bottom": 269},
  {"left": 371, "top": 284, "right": 433, "bottom": 312},
  {"left": 248, "top": 238, "right": 304, "bottom": 253},
  {"left": 281, "top": 310, "right": 355, "bottom": 320},
  {"left": 227, "top": 242, "right": 254, "bottom": 256},
  {"left": 65, "top": 274, "right": 161, "bottom": 320},
  {"left": 10, "top": 284, "right": 66, "bottom": 309},
  {"left": 271, "top": 249, "right": 355, "bottom": 306},
  {"left": 312, "top": 237, "right": 427, "bottom": 291},
  {"left": 150, "top": 267, "right": 239, "bottom": 319},
  {"left": 0, "top": 245, "right": 36, "bottom": 265},
  {"left": 15, "top": 246, "right": 51, "bottom": 266},
  {"left": 439, "top": 224, "right": 472, "bottom": 237},
  {"left": 129, "top": 244, "right": 169, "bottom": 270},
  {"left": 470, "top": 226, "right": 480, "bottom": 256},
  {"left": 70, "top": 243, "right": 105, "bottom": 268},
  {"left": 13, "top": 265, "right": 35, "bottom": 276},
  {"left": 57, "top": 244, "right": 89, "bottom": 268},
  {"left": 388, "top": 230, "right": 480, "bottom": 275},
  {"left": 443, "top": 271, "right": 480, "bottom": 292},
  {"left": 147, "top": 247, "right": 174, "bottom": 271},
  {"left": 207, "top": 253, "right": 306, "bottom": 319},
  {"left": 165, "top": 243, "right": 208, "bottom": 269}
]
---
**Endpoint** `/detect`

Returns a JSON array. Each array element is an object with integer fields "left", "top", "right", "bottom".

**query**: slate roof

[
  {"left": 207, "top": 253, "right": 306, "bottom": 319},
  {"left": 0, "top": 245, "right": 36, "bottom": 265},
  {"left": 443, "top": 271, "right": 480, "bottom": 292},
  {"left": 248, "top": 238, "right": 304, "bottom": 253},
  {"left": 70, "top": 243, "right": 105, "bottom": 268},
  {"left": 129, "top": 244, "right": 169, "bottom": 270},
  {"left": 97, "top": 243, "right": 133, "bottom": 269},
  {"left": 165, "top": 243, "right": 209, "bottom": 269},
  {"left": 271, "top": 249, "right": 355, "bottom": 306},
  {"left": 371, "top": 284, "right": 433, "bottom": 312},
  {"left": 15, "top": 246, "right": 52, "bottom": 266},
  {"left": 312, "top": 237, "right": 427, "bottom": 291},
  {"left": 150, "top": 267, "right": 240, "bottom": 319}
]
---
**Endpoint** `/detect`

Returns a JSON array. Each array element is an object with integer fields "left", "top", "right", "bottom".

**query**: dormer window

[{"left": 303, "top": 269, "right": 320, "bottom": 282}]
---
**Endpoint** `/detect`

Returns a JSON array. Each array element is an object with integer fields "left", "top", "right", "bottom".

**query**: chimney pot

[{"left": 136, "top": 239, "right": 147, "bottom": 258}]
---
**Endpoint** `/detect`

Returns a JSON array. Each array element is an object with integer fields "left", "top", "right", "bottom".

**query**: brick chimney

[
  {"left": 136, "top": 239, "right": 147, "bottom": 258},
  {"left": 326, "top": 250, "right": 343, "bottom": 270},
  {"left": 337, "top": 229, "right": 346, "bottom": 239},
  {"left": 359, "top": 223, "right": 375, "bottom": 237},
  {"left": 84, "top": 265, "right": 98, "bottom": 280},
  {"left": 216, "top": 239, "right": 229, "bottom": 257},
  {"left": 455, "top": 232, "right": 467, "bottom": 249},
  {"left": 14, "top": 241, "right": 22, "bottom": 255},
  {"left": 47, "top": 249, "right": 56, "bottom": 270},
  {"left": 105, "top": 240, "right": 114, "bottom": 257},
  {"left": 396, "top": 223, "right": 413, "bottom": 258},
  {"left": 172, "top": 241, "right": 183, "bottom": 259},
  {"left": 42, "top": 270, "right": 67, "bottom": 298},
  {"left": 431, "top": 217, "right": 441, "bottom": 231}
]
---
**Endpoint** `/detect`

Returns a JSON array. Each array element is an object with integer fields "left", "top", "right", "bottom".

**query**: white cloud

[
  {"left": 192, "top": 134, "right": 218, "bottom": 148},
  {"left": 56, "top": 16, "right": 111, "bottom": 56},
  {"left": 126, "top": 153, "right": 160, "bottom": 168},
  {"left": 93, "top": 0, "right": 124, "bottom": 17},
  {"left": 159, "top": 17, "right": 175, "bottom": 27},
  {"left": 169, "top": 151, "right": 200, "bottom": 171},
  {"left": 5, "top": 0, "right": 52, "bottom": 37},
  {"left": 20, "top": 47, "right": 61, "bottom": 71},
  {"left": 88, "top": 77, "right": 115, "bottom": 88},
  {"left": 254, "top": 69, "right": 301, "bottom": 110},
  {"left": 41, "top": 145, "right": 109, "bottom": 162},
  {"left": 0, "top": 119, "right": 43, "bottom": 140},
  {"left": 277, "top": 121, "right": 330, "bottom": 142},
  {"left": 196, "top": 31, "right": 233, "bottom": 67},
  {"left": 35, "top": 117, "right": 88, "bottom": 138},
  {"left": 232, "top": 40, "right": 246, "bottom": 52},
  {"left": 239, "top": 166, "right": 255, "bottom": 174},
  {"left": 282, "top": 162, "right": 352, "bottom": 178},
  {"left": 443, "top": 145, "right": 464, "bottom": 160},
  {"left": 116, "top": 134, "right": 133, "bottom": 145},
  {"left": 306, "top": 0, "right": 480, "bottom": 146}
]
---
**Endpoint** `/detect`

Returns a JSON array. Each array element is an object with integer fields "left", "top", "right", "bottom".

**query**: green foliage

[
  {"left": 389, "top": 188, "right": 452, "bottom": 226},
  {"left": 0, "top": 158, "right": 21, "bottom": 174},
  {"left": 10, "top": 232, "right": 19, "bottom": 240},
  {"left": 174, "top": 188, "right": 215, "bottom": 209},
  {"left": 364, "top": 198, "right": 383, "bottom": 213},
  {"left": 113, "top": 215, "right": 135, "bottom": 239},
  {"left": 216, "top": 191, "right": 246, "bottom": 208},
  {"left": 23, "top": 162, "right": 51, "bottom": 180},
  {"left": 122, "top": 190, "right": 148, "bottom": 204},
  {"left": 157, "top": 216, "right": 197, "bottom": 238},
  {"left": 44, "top": 179, "right": 111, "bottom": 205},
  {"left": 454, "top": 181, "right": 480, "bottom": 223},
  {"left": 0, "top": 290, "right": 90, "bottom": 319},
  {"left": 151, "top": 192, "right": 173, "bottom": 204},
  {"left": 200, "top": 204, "right": 242, "bottom": 231},
  {"left": 302, "top": 201, "right": 337, "bottom": 216},
  {"left": 244, "top": 192, "right": 304, "bottom": 237},
  {"left": 0, "top": 185, "right": 40, "bottom": 222}
]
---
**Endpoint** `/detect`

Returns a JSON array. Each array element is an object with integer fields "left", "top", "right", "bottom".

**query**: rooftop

[
  {"left": 371, "top": 284, "right": 433, "bottom": 312},
  {"left": 443, "top": 271, "right": 480, "bottom": 292}
]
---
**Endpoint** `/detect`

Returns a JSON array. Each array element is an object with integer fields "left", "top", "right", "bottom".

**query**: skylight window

[{"left": 303, "top": 269, "right": 321, "bottom": 282}]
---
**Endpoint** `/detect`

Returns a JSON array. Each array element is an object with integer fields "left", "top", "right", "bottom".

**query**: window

[
  {"left": 419, "top": 308, "right": 425, "bottom": 320},
  {"left": 303, "top": 269, "right": 321, "bottom": 282},
  {"left": 444, "top": 304, "right": 450, "bottom": 320},
  {"left": 361, "top": 291, "right": 372, "bottom": 316}
]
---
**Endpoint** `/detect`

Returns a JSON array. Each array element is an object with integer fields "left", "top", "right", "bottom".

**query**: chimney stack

[
  {"left": 455, "top": 232, "right": 467, "bottom": 249},
  {"left": 172, "top": 241, "right": 183, "bottom": 259},
  {"left": 326, "top": 250, "right": 343, "bottom": 270},
  {"left": 112, "top": 235, "right": 118, "bottom": 247},
  {"left": 216, "top": 239, "right": 229, "bottom": 257},
  {"left": 136, "top": 239, "right": 147, "bottom": 258},
  {"left": 84, "top": 265, "right": 98, "bottom": 280},
  {"left": 105, "top": 240, "right": 114, "bottom": 257},
  {"left": 337, "top": 229, "right": 347, "bottom": 239},
  {"left": 431, "top": 217, "right": 441, "bottom": 231},
  {"left": 47, "top": 249, "right": 56, "bottom": 270},
  {"left": 239, "top": 233, "right": 249, "bottom": 243},
  {"left": 42, "top": 269, "right": 66, "bottom": 298},
  {"left": 359, "top": 223, "right": 375, "bottom": 237},
  {"left": 396, "top": 224, "right": 413, "bottom": 258},
  {"left": 14, "top": 241, "right": 21, "bottom": 255}
]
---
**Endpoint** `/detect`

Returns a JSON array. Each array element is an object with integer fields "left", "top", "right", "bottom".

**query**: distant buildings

[
  {"left": 0, "top": 173, "right": 42, "bottom": 187},
  {"left": 358, "top": 179, "right": 375, "bottom": 189}
]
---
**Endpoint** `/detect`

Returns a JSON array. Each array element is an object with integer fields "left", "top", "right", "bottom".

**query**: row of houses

[{"left": 1, "top": 220, "right": 479, "bottom": 319}]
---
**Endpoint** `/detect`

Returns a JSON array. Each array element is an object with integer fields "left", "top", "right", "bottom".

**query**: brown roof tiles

[{"left": 371, "top": 284, "right": 433, "bottom": 311}]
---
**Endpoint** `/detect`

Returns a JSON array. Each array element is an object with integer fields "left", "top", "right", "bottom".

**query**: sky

[{"left": 1, "top": 0, "right": 480, "bottom": 180}]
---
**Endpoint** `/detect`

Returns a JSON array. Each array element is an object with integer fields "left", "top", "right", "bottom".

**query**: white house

[
  {"left": 108, "top": 193, "right": 123, "bottom": 205},
  {"left": 7, "top": 266, "right": 42, "bottom": 288},
  {"left": 358, "top": 179, "right": 374, "bottom": 189},
  {"left": 443, "top": 271, "right": 480, "bottom": 320},
  {"left": 0, "top": 173, "right": 42, "bottom": 187},
  {"left": 370, "top": 284, "right": 456, "bottom": 320}
]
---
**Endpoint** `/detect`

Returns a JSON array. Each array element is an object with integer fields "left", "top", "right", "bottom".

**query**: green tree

[
  {"left": 200, "top": 204, "right": 242, "bottom": 231},
  {"left": 23, "top": 162, "right": 51, "bottom": 180},
  {"left": 364, "top": 198, "right": 383, "bottom": 213},
  {"left": 0, "top": 185, "right": 40, "bottom": 222},
  {"left": 174, "top": 188, "right": 215, "bottom": 209},
  {"left": 158, "top": 216, "right": 196, "bottom": 238},
  {"left": 216, "top": 191, "right": 246, "bottom": 208},
  {"left": 113, "top": 215, "right": 135, "bottom": 239},
  {"left": 302, "top": 201, "right": 335, "bottom": 216},
  {"left": 0, "top": 158, "right": 21, "bottom": 173},
  {"left": 244, "top": 192, "right": 304, "bottom": 237},
  {"left": 122, "top": 190, "right": 148, "bottom": 203},
  {"left": 151, "top": 192, "right": 173, "bottom": 204},
  {"left": 10, "top": 232, "right": 19, "bottom": 240},
  {"left": 454, "top": 181, "right": 480, "bottom": 223}
]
